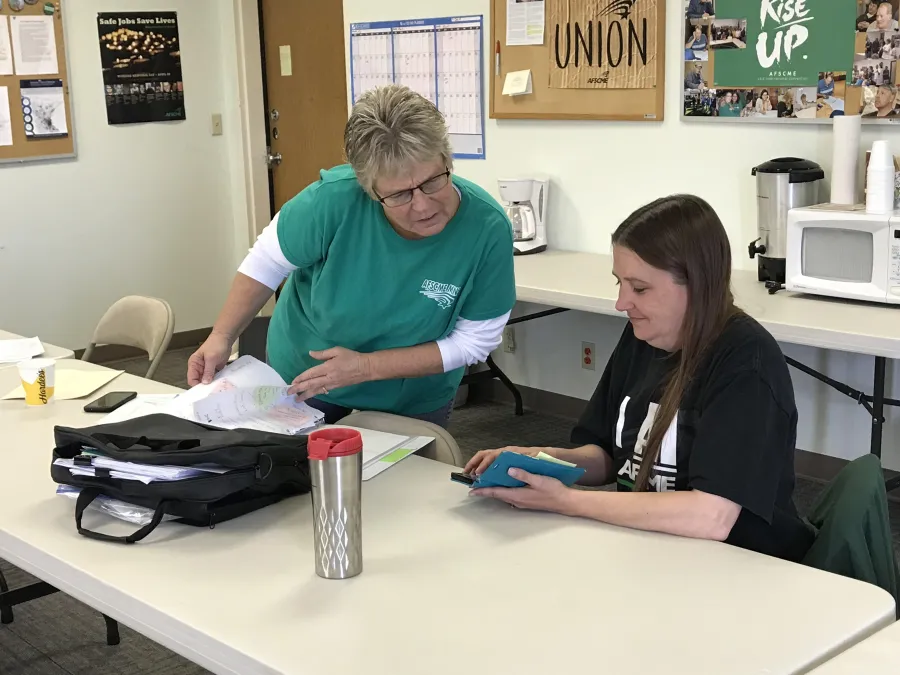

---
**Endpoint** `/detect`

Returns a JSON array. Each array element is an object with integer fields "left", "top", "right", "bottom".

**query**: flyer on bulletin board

[
  {"left": 682, "top": 0, "right": 900, "bottom": 122},
  {"left": 96, "top": 12, "right": 186, "bottom": 125}
]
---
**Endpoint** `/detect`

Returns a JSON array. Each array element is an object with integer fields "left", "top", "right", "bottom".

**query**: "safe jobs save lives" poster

[{"left": 96, "top": 12, "right": 186, "bottom": 125}]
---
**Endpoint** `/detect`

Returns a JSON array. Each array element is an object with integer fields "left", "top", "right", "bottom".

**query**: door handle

[{"left": 266, "top": 152, "right": 282, "bottom": 167}]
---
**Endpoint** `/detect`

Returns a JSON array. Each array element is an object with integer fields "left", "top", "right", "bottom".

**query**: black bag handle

[
  {"left": 75, "top": 489, "right": 168, "bottom": 544},
  {"left": 91, "top": 433, "right": 201, "bottom": 452}
]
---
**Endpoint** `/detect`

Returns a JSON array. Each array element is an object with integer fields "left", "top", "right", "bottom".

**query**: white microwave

[{"left": 786, "top": 206, "right": 900, "bottom": 304}]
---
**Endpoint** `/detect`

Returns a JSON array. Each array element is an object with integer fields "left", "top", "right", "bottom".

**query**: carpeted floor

[{"left": 3, "top": 348, "right": 900, "bottom": 674}]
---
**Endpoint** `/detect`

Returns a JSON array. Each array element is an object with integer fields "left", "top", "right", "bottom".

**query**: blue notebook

[{"left": 461, "top": 451, "right": 585, "bottom": 488}]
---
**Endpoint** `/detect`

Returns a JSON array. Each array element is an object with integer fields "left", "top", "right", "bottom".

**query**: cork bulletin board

[
  {"left": 0, "top": 0, "right": 75, "bottom": 164},
  {"left": 490, "top": 0, "right": 667, "bottom": 121}
]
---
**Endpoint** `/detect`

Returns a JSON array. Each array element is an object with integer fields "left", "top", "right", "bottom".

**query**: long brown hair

[{"left": 611, "top": 195, "right": 740, "bottom": 491}]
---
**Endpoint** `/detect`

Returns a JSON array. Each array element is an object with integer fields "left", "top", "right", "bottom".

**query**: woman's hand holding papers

[{"left": 188, "top": 333, "right": 234, "bottom": 386}]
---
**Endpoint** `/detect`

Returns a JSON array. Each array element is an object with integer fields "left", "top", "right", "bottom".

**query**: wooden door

[{"left": 259, "top": 0, "right": 349, "bottom": 215}]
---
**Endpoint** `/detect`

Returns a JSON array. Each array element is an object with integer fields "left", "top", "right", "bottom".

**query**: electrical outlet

[
  {"left": 581, "top": 341, "right": 595, "bottom": 370},
  {"left": 503, "top": 327, "right": 516, "bottom": 354}
]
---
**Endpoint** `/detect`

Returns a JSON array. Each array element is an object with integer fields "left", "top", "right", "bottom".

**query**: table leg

[
  {"left": 0, "top": 567, "right": 12, "bottom": 624},
  {"left": 486, "top": 355, "right": 523, "bottom": 416},
  {"left": 872, "top": 356, "right": 886, "bottom": 459},
  {"left": 870, "top": 357, "right": 900, "bottom": 493},
  {"left": 103, "top": 614, "right": 121, "bottom": 646},
  {"left": 459, "top": 309, "right": 570, "bottom": 416}
]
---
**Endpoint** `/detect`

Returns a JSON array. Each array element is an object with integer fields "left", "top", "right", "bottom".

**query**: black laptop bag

[{"left": 51, "top": 414, "right": 311, "bottom": 544}]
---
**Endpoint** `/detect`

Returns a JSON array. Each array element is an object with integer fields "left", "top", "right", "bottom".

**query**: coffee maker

[
  {"left": 498, "top": 178, "right": 548, "bottom": 255},
  {"left": 749, "top": 157, "right": 824, "bottom": 286}
]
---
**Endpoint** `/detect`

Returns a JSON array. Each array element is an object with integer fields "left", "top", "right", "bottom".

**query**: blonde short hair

[{"left": 344, "top": 84, "right": 453, "bottom": 196}]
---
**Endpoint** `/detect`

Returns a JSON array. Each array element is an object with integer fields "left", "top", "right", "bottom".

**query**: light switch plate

[{"left": 211, "top": 113, "right": 223, "bottom": 136}]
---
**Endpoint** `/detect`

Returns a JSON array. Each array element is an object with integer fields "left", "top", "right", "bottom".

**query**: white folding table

[
  {"left": 808, "top": 619, "right": 900, "bottom": 673},
  {"left": 0, "top": 360, "right": 895, "bottom": 674},
  {"left": 0, "top": 329, "right": 75, "bottom": 370}
]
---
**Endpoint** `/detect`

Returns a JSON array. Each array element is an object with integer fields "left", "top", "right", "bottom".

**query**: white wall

[
  {"left": 0, "top": 0, "right": 246, "bottom": 349},
  {"left": 343, "top": 0, "right": 900, "bottom": 469}
]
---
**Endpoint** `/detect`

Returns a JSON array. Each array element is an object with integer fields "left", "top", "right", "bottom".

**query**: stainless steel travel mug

[{"left": 308, "top": 428, "right": 363, "bottom": 579}]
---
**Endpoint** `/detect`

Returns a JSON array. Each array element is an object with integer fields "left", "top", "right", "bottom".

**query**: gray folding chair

[{"left": 81, "top": 296, "right": 174, "bottom": 380}]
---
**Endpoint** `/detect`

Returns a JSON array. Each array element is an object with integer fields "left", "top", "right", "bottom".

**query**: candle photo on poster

[{"left": 96, "top": 12, "right": 185, "bottom": 125}]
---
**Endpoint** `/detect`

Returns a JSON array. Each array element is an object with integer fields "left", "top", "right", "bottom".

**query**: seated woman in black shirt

[{"left": 465, "top": 194, "right": 815, "bottom": 562}]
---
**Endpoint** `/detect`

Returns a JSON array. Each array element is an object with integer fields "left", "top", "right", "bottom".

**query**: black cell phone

[
  {"left": 450, "top": 471, "right": 476, "bottom": 486},
  {"left": 83, "top": 391, "right": 137, "bottom": 413}
]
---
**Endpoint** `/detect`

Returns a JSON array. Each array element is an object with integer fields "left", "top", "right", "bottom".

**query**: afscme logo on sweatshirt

[
  {"left": 616, "top": 399, "right": 678, "bottom": 492},
  {"left": 420, "top": 279, "right": 460, "bottom": 310}
]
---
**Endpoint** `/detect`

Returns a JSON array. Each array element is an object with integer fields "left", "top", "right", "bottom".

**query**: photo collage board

[{"left": 683, "top": 0, "right": 900, "bottom": 122}]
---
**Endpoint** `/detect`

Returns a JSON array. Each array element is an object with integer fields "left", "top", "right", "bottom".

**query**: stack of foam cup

[{"left": 866, "top": 140, "right": 895, "bottom": 214}]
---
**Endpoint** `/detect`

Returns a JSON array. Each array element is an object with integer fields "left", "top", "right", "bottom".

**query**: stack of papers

[
  {"left": 0, "top": 336, "right": 43, "bottom": 363},
  {"left": 535, "top": 451, "right": 577, "bottom": 467},
  {"left": 54, "top": 447, "right": 232, "bottom": 484},
  {"left": 327, "top": 425, "right": 434, "bottom": 481},
  {"left": 100, "top": 356, "right": 324, "bottom": 435}
]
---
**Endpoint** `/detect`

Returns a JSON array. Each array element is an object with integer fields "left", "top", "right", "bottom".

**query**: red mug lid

[{"left": 308, "top": 428, "right": 363, "bottom": 460}]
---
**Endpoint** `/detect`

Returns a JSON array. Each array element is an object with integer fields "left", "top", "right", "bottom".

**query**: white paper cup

[
  {"left": 870, "top": 140, "right": 893, "bottom": 170},
  {"left": 17, "top": 358, "right": 56, "bottom": 406}
]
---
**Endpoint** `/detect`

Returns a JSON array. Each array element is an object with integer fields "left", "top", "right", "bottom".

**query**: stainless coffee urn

[{"left": 749, "top": 157, "right": 825, "bottom": 284}]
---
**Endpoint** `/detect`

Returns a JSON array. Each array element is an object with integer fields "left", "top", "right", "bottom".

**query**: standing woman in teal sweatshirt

[{"left": 188, "top": 85, "right": 516, "bottom": 427}]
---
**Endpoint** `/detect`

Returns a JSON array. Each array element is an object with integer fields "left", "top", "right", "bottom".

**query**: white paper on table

[
  {"left": 163, "top": 355, "right": 287, "bottom": 418},
  {"left": 0, "top": 17, "right": 13, "bottom": 76},
  {"left": 0, "top": 336, "right": 43, "bottom": 363},
  {"left": 506, "top": 0, "right": 545, "bottom": 46},
  {"left": 155, "top": 356, "right": 324, "bottom": 434},
  {"left": 824, "top": 96, "right": 845, "bottom": 112},
  {"left": 0, "top": 87, "right": 12, "bottom": 147},
  {"left": 100, "top": 394, "right": 180, "bottom": 425},
  {"left": 325, "top": 425, "right": 435, "bottom": 480},
  {"left": 175, "top": 356, "right": 286, "bottom": 401},
  {"left": 10, "top": 15, "right": 58, "bottom": 76},
  {"left": 3, "top": 366, "right": 122, "bottom": 400},
  {"left": 191, "top": 386, "right": 324, "bottom": 435}
]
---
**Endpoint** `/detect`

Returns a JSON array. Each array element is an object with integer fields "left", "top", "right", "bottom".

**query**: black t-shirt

[
  {"left": 777, "top": 101, "right": 793, "bottom": 117},
  {"left": 571, "top": 314, "right": 815, "bottom": 562}
]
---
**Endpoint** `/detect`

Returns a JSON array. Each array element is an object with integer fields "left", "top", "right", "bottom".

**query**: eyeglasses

[{"left": 374, "top": 169, "right": 451, "bottom": 207}]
